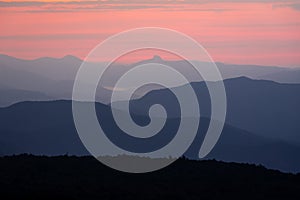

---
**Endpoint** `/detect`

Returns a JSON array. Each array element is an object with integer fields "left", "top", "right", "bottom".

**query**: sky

[{"left": 0, "top": 0, "right": 300, "bottom": 67}]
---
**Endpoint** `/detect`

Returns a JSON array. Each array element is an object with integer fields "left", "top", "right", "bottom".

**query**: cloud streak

[
  {"left": 274, "top": 3, "right": 300, "bottom": 11},
  {"left": 0, "top": 0, "right": 300, "bottom": 7},
  {"left": 1, "top": 0, "right": 299, "bottom": 11}
]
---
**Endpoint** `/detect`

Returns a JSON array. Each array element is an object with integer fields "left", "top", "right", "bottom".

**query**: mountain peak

[
  {"left": 61, "top": 55, "right": 82, "bottom": 62},
  {"left": 62, "top": 55, "right": 77, "bottom": 59},
  {"left": 151, "top": 55, "right": 163, "bottom": 61}
]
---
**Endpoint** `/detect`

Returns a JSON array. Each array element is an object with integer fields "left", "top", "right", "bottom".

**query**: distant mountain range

[
  {"left": 115, "top": 77, "right": 300, "bottom": 145},
  {"left": 0, "top": 55, "right": 300, "bottom": 172},
  {"left": 1, "top": 78, "right": 300, "bottom": 173},
  {"left": 1, "top": 54, "right": 300, "bottom": 107}
]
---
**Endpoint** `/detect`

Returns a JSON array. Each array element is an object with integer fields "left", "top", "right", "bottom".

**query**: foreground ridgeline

[{"left": 0, "top": 155, "right": 299, "bottom": 200}]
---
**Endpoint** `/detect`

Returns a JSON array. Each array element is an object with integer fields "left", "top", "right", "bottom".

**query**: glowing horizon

[{"left": 1, "top": 0, "right": 300, "bottom": 67}]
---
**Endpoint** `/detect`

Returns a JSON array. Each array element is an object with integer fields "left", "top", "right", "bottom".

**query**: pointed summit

[
  {"left": 133, "top": 55, "right": 164, "bottom": 66},
  {"left": 152, "top": 55, "right": 163, "bottom": 61}
]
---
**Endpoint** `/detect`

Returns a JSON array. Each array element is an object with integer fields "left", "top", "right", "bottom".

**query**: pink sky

[{"left": 0, "top": 0, "right": 300, "bottom": 67}]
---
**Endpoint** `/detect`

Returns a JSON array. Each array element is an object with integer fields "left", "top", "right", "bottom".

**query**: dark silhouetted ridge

[{"left": 0, "top": 155, "right": 299, "bottom": 200}]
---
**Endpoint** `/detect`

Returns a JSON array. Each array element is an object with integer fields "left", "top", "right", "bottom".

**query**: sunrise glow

[{"left": 1, "top": 0, "right": 300, "bottom": 66}]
